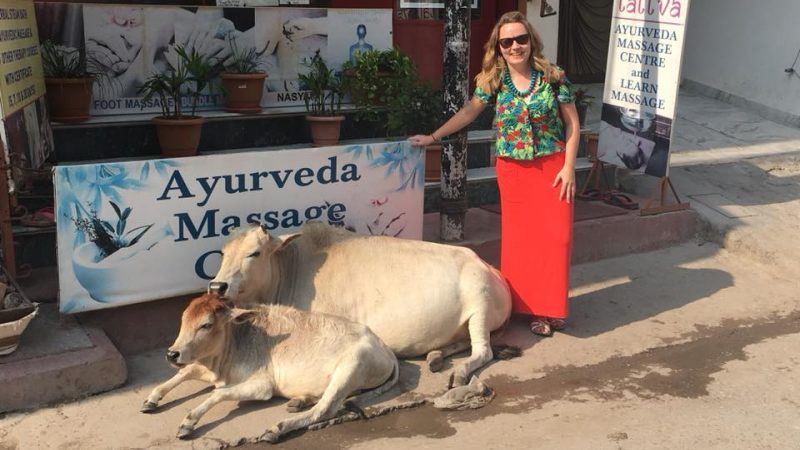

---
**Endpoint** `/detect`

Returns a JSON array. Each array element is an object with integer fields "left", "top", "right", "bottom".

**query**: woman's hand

[
  {"left": 409, "top": 134, "right": 435, "bottom": 147},
  {"left": 553, "top": 165, "right": 576, "bottom": 203}
]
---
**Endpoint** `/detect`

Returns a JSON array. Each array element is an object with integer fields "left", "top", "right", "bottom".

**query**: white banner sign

[
  {"left": 597, "top": 0, "right": 690, "bottom": 178},
  {"left": 55, "top": 142, "right": 425, "bottom": 313},
  {"left": 33, "top": 3, "right": 392, "bottom": 115}
]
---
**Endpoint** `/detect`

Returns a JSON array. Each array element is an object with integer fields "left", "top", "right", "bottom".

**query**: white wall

[
  {"left": 527, "top": 0, "right": 560, "bottom": 64},
  {"left": 682, "top": 0, "right": 800, "bottom": 122}
]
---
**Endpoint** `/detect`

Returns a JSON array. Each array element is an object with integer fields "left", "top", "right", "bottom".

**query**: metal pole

[{"left": 440, "top": 0, "right": 470, "bottom": 241}]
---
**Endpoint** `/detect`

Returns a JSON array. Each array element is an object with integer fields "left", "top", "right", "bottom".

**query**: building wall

[
  {"left": 527, "top": 0, "right": 560, "bottom": 64},
  {"left": 681, "top": 0, "right": 800, "bottom": 125}
]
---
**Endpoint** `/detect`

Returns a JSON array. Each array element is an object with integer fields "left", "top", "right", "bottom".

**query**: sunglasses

[{"left": 498, "top": 33, "right": 530, "bottom": 49}]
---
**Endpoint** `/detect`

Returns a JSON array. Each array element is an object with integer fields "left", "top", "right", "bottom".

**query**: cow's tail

[{"left": 491, "top": 344, "right": 522, "bottom": 360}]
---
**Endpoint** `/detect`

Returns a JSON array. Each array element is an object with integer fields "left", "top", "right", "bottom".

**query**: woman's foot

[
  {"left": 548, "top": 317, "right": 567, "bottom": 331},
  {"left": 529, "top": 316, "right": 567, "bottom": 336},
  {"left": 529, "top": 317, "right": 552, "bottom": 337}
]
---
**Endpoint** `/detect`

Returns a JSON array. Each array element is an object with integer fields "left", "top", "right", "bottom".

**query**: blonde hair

[{"left": 475, "top": 11, "right": 560, "bottom": 94}]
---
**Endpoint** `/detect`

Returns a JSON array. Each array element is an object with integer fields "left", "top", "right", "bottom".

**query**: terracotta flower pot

[
  {"left": 306, "top": 115, "right": 345, "bottom": 147},
  {"left": 586, "top": 133, "right": 599, "bottom": 162},
  {"left": 152, "top": 116, "right": 205, "bottom": 158},
  {"left": 45, "top": 77, "right": 94, "bottom": 123},
  {"left": 220, "top": 72, "right": 267, "bottom": 113},
  {"left": 576, "top": 103, "right": 588, "bottom": 127}
]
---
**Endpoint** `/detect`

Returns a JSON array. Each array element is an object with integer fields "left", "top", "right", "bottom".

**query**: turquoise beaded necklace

[{"left": 503, "top": 67, "right": 539, "bottom": 98}]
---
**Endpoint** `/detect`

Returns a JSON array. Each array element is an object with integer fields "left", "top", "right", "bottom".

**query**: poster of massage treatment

[
  {"left": 33, "top": 3, "right": 391, "bottom": 116},
  {"left": 597, "top": 0, "right": 691, "bottom": 178},
  {"left": 54, "top": 142, "right": 424, "bottom": 313}
]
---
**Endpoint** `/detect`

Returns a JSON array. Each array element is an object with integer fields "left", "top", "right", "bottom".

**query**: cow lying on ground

[
  {"left": 141, "top": 293, "right": 398, "bottom": 443},
  {"left": 209, "top": 221, "right": 515, "bottom": 387}
]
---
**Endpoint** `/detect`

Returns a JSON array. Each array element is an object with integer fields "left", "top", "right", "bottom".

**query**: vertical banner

[
  {"left": 597, "top": 0, "right": 690, "bottom": 178},
  {"left": 54, "top": 141, "right": 425, "bottom": 313},
  {"left": 0, "top": 0, "right": 51, "bottom": 176}
]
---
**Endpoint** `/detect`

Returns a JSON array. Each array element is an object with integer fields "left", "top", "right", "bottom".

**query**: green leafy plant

[
  {"left": 138, "top": 45, "right": 221, "bottom": 118},
  {"left": 40, "top": 39, "right": 99, "bottom": 78},
  {"left": 224, "top": 38, "right": 264, "bottom": 74},
  {"left": 341, "top": 48, "right": 417, "bottom": 122},
  {"left": 574, "top": 87, "right": 595, "bottom": 108},
  {"left": 386, "top": 80, "right": 444, "bottom": 137},
  {"left": 298, "top": 50, "right": 343, "bottom": 116},
  {"left": 73, "top": 201, "right": 153, "bottom": 258}
]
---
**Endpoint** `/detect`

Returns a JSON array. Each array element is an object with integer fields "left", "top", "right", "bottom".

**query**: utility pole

[{"left": 440, "top": 0, "right": 471, "bottom": 241}]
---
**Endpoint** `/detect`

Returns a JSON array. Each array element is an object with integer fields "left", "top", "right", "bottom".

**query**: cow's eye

[
  {"left": 200, "top": 322, "right": 213, "bottom": 330},
  {"left": 248, "top": 251, "right": 261, "bottom": 258}
]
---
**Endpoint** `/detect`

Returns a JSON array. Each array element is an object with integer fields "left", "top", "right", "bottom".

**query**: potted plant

[
  {"left": 298, "top": 50, "right": 345, "bottom": 147},
  {"left": 341, "top": 48, "right": 416, "bottom": 123},
  {"left": 220, "top": 38, "right": 266, "bottom": 113},
  {"left": 40, "top": 40, "right": 99, "bottom": 123},
  {"left": 138, "top": 45, "right": 219, "bottom": 157},
  {"left": 574, "top": 87, "right": 595, "bottom": 126},
  {"left": 386, "top": 80, "right": 445, "bottom": 181}
]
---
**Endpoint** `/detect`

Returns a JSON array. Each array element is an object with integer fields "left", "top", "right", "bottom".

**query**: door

[{"left": 557, "top": 0, "right": 613, "bottom": 83}]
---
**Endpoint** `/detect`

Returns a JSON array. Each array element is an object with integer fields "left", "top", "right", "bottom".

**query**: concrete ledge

[
  {"left": 424, "top": 204, "right": 698, "bottom": 268},
  {"left": 572, "top": 208, "right": 698, "bottom": 265},
  {"left": 78, "top": 294, "right": 193, "bottom": 356},
  {"left": 0, "top": 305, "right": 127, "bottom": 413}
]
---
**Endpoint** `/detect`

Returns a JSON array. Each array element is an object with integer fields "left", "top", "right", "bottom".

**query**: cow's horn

[{"left": 260, "top": 223, "right": 269, "bottom": 234}]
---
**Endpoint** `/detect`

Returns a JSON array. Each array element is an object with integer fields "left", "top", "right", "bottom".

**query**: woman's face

[{"left": 498, "top": 22, "right": 530, "bottom": 67}]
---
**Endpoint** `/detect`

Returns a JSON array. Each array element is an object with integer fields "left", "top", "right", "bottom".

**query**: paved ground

[{"left": 2, "top": 89, "right": 800, "bottom": 449}]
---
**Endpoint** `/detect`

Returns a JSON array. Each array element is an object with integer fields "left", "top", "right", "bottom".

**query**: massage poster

[
  {"left": 597, "top": 0, "right": 691, "bottom": 178},
  {"left": 33, "top": 3, "right": 391, "bottom": 115}
]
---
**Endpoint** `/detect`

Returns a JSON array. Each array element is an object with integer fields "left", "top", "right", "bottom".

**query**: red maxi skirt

[{"left": 496, "top": 152, "right": 574, "bottom": 318}]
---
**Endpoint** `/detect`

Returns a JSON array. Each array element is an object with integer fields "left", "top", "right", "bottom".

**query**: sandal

[
  {"left": 548, "top": 318, "right": 567, "bottom": 331},
  {"left": 602, "top": 192, "right": 639, "bottom": 210},
  {"left": 530, "top": 318, "right": 552, "bottom": 337},
  {"left": 577, "top": 188, "right": 604, "bottom": 201}
]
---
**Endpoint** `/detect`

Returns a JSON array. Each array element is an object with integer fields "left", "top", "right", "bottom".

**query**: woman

[{"left": 409, "top": 11, "right": 580, "bottom": 337}]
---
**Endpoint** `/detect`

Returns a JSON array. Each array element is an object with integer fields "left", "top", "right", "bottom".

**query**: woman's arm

[
  {"left": 553, "top": 101, "right": 580, "bottom": 203},
  {"left": 409, "top": 96, "right": 487, "bottom": 147}
]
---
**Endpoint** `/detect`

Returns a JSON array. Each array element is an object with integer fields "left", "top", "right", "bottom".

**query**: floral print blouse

[{"left": 474, "top": 67, "right": 574, "bottom": 160}]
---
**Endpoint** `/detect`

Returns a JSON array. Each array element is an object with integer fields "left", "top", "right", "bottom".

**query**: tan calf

[{"left": 141, "top": 293, "right": 398, "bottom": 443}]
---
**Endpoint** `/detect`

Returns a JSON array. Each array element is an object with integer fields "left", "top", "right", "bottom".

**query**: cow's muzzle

[
  {"left": 166, "top": 350, "right": 180, "bottom": 364},
  {"left": 208, "top": 281, "right": 228, "bottom": 296}
]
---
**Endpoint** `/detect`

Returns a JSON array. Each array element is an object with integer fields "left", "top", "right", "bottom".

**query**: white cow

[
  {"left": 209, "top": 221, "right": 515, "bottom": 387},
  {"left": 141, "top": 293, "right": 398, "bottom": 443}
]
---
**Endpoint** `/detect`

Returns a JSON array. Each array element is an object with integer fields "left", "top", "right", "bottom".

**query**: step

[{"left": 0, "top": 303, "right": 127, "bottom": 413}]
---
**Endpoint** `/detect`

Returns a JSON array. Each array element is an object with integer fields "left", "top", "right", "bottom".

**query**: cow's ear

[
  {"left": 229, "top": 308, "right": 257, "bottom": 325},
  {"left": 275, "top": 232, "right": 302, "bottom": 253}
]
